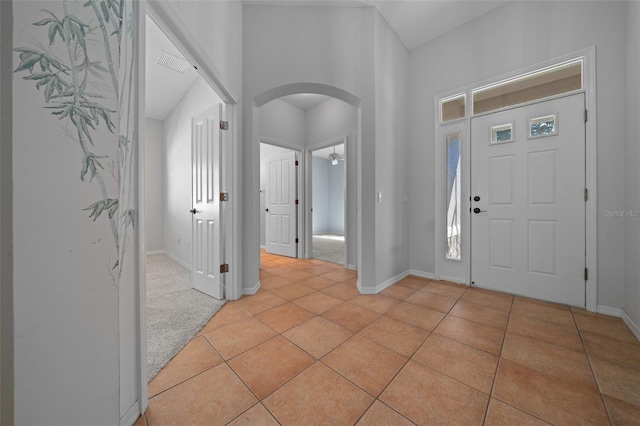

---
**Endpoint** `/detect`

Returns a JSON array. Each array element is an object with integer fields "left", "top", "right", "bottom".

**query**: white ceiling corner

[{"left": 279, "top": 93, "right": 333, "bottom": 110}]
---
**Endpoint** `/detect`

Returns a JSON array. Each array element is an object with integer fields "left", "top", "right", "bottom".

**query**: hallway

[{"left": 139, "top": 253, "right": 640, "bottom": 425}]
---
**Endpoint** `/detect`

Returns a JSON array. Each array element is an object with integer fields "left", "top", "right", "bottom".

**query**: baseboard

[
  {"left": 145, "top": 249, "right": 165, "bottom": 256},
  {"left": 120, "top": 401, "right": 140, "bottom": 426},
  {"left": 408, "top": 269, "right": 435, "bottom": 280},
  {"left": 164, "top": 251, "right": 191, "bottom": 271},
  {"left": 621, "top": 310, "right": 640, "bottom": 341},
  {"left": 358, "top": 270, "right": 410, "bottom": 294},
  {"left": 243, "top": 281, "right": 260, "bottom": 296},
  {"left": 346, "top": 264, "right": 357, "bottom": 271},
  {"left": 260, "top": 244, "right": 266, "bottom": 249},
  {"left": 596, "top": 305, "right": 622, "bottom": 317},
  {"left": 440, "top": 275, "right": 469, "bottom": 285}
]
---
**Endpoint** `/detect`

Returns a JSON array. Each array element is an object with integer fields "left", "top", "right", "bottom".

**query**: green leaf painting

[{"left": 15, "top": 0, "right": 136, "bottom": 285}]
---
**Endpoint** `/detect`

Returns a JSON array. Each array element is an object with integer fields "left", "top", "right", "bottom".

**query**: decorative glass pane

[
  {"left": 472, "top": 59, "right": 582, "bottom": 115},
  {"left": 530, "top": 114, "right": 557, "bottom": 138},
  {"left": 491, "top": 123, "right": 514, "bottom": 144},
  {"left": 446, "top": 133, "right": 461, "bottom": 260},
  {"left": 441, "top": 94, "right": 466, "bottom": 123}
]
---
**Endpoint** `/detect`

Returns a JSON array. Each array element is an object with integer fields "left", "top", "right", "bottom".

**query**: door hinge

[
  {"left": 584, "top": 267, "right": 589, "bottom": 281},
  {"left": 295, "top": 160, "right": 299, "bottom": 166},
  {"left": 220, "top": 121, "right": 229, "bottom": 131},
  {"left": 220, "top": 263, "right": 229, "bottom": 274},
  {"left": 220, "top": 192, "right": 229, "bottom": 202},
  {"left": 584, "top": 109, "right": 588, "bottom": 123},
  {"left": 295, "top": 238, "right": 299, "bottom": 244},
  {"left": 584, "top": 188, "right": 588, "bottom": 202},
  {"left": 295, "top": 199, "right": 299, "bottom": 205}
]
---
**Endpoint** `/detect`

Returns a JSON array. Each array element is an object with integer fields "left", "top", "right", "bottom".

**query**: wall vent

[{"left": 157, "top": 51, "right": 191, "bottom": 73}]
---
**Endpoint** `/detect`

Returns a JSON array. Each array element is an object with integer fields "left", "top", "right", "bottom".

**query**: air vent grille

[{"left": 157, "top": 51, "right": 191, "bottom": 73}]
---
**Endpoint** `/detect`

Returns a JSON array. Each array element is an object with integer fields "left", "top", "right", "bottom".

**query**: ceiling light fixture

[{"left": 328, "top": 146, "right": 341, "bottom": 166}]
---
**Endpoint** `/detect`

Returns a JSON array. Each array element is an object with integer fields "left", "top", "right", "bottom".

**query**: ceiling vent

[{"left": 157, "top": 51, "right": 191, "bottom": 73}]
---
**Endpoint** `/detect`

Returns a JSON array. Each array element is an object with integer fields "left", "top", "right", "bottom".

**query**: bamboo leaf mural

[{"left": 14, "top": 0, "right": 136, "bottom": 285}]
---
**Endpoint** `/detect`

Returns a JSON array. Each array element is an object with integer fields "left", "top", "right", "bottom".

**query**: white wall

[
  {"left": 374, "top": 12, "right": 410, "bottom": 286},
  {"left": 260, "top": 99, "right": 306, "bottom": 147},
  {"left": 243, "top": 5, "right": 377, "bottom": 291},
  {"left": 163, "top": 78, "right": 223, "bottom": 267},
  {"left": 306, "top": 98, "right": 357, "bottom": 146},
  {"left": 408, "top": 1, "right": 627, "bottom": 308},
  {"left": 313, "top": 157, "right": 330, "bottom": 233},
  {"left": 12, "top": 2, "right": 122, "bottom": 423},
  {"left": 0, "top": 0, "right": 13, "bottom": 423},
  {"left": 328, "top": 160, "right": 345, "bottom": 234},
  {"left": 624, "top": 1, "right": 640, "bottom": 332},
  {"left": 145, "top": 118, "right": 165, "bottom": 252}
]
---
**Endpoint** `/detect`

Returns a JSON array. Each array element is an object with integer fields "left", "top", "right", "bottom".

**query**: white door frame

[
  {"left": 433, "top": 47, "right": 597, "bottom": 311},
  {"left": 307, "top": 136, "right": 353, "bottom": 268},
  {"left": 259, "top": 138, "right": 304, "bottom": 258},
  {"left": 132, "top": 0, "right": 240, "bottom": 419}
]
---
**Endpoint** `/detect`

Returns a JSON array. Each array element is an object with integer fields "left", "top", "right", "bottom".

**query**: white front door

[
  {"left": 471, "top": 93, "right": 585, "bottom": 306},
  {"left": 191, "top": 105, "right": 223, "bottom": 299},
  {"left": 265, "top": 150, "right": 298, "bottom": 258}
]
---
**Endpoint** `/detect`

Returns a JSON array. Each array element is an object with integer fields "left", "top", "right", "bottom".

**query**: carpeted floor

[
  {"left": 146, "top": 254, "right": 226, "bottom": 380},
  {"left": 312, "top": 234, "right": 345, "bottom": 265}
]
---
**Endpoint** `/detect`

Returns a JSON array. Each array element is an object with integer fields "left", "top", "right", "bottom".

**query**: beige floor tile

[
  {"left": 292, "top": 291, "right": 344, "bottom": 314},
  {"left": 148, "top": 336, "right": 223, "bottom": 397},
  {"left": 234, "top": 291, "right": 287, "bottom": 314},
  {"left": 395, "top": 276, "right": 430, "bottom": 290},
  {"left": 203, "top": 318, "right": 277, "bottom": 360},
  {"left": 380, "top": 360, "right": 488, "bottom": 425},
  {"left": 386, "top": 302, "right": 446, "bottom": 331},
  {"left": 359, "top": 315, "right": 430, "bottom": 356},
  {"left": 283, "top": 316, "right": 353, "bottom": 358},
  {"left": 321, "top": 302, "right": 382, "bottom": 333},
  {"left": 267, "top": 283, "right": 317, "bottom": 301},
  {"left": 227, "top": 403, "right": 279, "bottom": 426},
  {"left": 197, "top": 303, "right": 252, "bottom": 335},
  {"left": 405, "top": 288, "right": 458, "bottom": 313},
  {"left": 413, "top": 333, "right": 498, "bottom": 394},
  {"left": 511, "top": 297, "right": 574, "bottom": 328},
  {"left": 321, "top": 281, "right": 361, "bottom": 301},
  {"left": 573, "top": 309, "right": 639, "bottom": 344},
  {"left": 589, "top": 355, "right": 640, "bottom": 406},
  {"left": 133, "top": 414, "right": 147, "bottom": 426},
  {"left": 507, "top": 313, "right": 583, "bottom": 353},
  {"left": 422, "top": 280, "right": 468, "bottom": 299},
  {"left": 263, "top": 362, "right": 374, "bottom": 425},
  {"left": 350, "top": 294, "right": 401, "bottom": 314},
  {"left": 321, "top": 268, "right": 358, "bottom": 282},
  {"left": 484, "top": 399, "right": 550, "bottom": 425},
  {"left": 297, "top": 275, "right": 341, "bottom": 290},
  {"left": 356, "top": 401, "right": 414, "bottom": 426},
  {"left": 380, "top": 284, "right": 418, "bottom": 300},
  {"left": 602, "top": 394, "right": 640, "bottom": 426},
  {"left": 434, "top": 315, "right": 505, "bottom": 355},
  {"left": 501, "top": 332, "right": 597, "bottom": 389},
  {"left": 492, "top": 358, "right": 609, "bottom": 425},
  {"left": 228, "top": 336, "right": 315, "bottom": 399},
  {"left": 146, "top": 364, "right": 256, "bottom": 426},
  {"left": 281, "top": 270, "right": 316, "bottom": 283},
  {"left": 460, "top": 288, "right": 513, "bottom": 312},
  {"left": 260, "top": 274, "right": 294, "bottom": 291},
  {"left": 322, "top": 335, "right": 408, "bottom": 396},
  {"left": 254, "top": 302, "right": 316, "bottom": 333},
  {"left": 449, "top": 299, "right": 509, "bottom": 330},
  {"left": 581, "top": 331, "right": 640, "bottom": 368}
]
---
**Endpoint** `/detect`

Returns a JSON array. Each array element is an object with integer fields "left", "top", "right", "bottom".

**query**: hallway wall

[
  {"left": 145, "top": 118, "right": 165, "bottom": 253},
  {"left": 408, "top": 1, "right": 628, "bottom": 309}
]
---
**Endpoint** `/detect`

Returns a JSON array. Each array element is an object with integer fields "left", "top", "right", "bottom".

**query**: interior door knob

[
  {"left": 473, "top": 196, "right": 481, "bottom": 202},
  {"left": 190, "top": 208, "right": 198, "bottom": 214},
  {"left": 473, "top": 207, "right": 487, "bottom": 214},
  {"left": 265, "top": 208, "right": 269, "bottom": 212}
]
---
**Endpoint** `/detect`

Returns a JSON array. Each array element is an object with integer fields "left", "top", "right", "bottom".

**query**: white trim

[
  {"left": 120, "top": 401, "right": 141, "bottom": 426},
  {"left": 145, "top": 250, "right": 165, "bottom": 256},
  {"left": 433, "top": 47, "right": 597, "bottom": 311},
  {"left": 164, "top": 251, "right": 191, "bottom": 271},
  {"left": 596, "top": 305, "right": 622, "bottom": 317},
  {"left": 358, "top": 270, "right": 410, "bottom": 294},
  {"left": 409, "top": 270, "right": 436, "bottom": 280},
  {"left": 243, "top": 281, "right": 261, "bottom": 296},
  {"left": 346, "top": 264, "right": 357, "bottom": 271},
  {"left": 621, "top": 311, "right": 640, "bottom": 342}
]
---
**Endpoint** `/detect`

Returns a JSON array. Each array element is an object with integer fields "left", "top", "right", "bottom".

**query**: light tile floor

[{"left": 137, "top": 252, "right": 640, "bottom": 425}]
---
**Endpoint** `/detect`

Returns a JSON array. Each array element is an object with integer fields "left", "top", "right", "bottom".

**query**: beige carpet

[{"left": 312, "top": 234, "right": 345, "bottom": 265}]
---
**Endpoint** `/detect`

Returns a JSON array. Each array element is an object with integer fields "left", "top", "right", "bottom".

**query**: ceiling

[
  {"left": 312, "top": 144, "right": 345, "bottom": 159},
  {"left": 145, "top": 15, "right": 201, "bottom": 120},
  {"left": 146, "top": 1, "right": 511, "bottom": 119},
  {"left": 280, "top": 94, "right": 332, "bottom": 110}
]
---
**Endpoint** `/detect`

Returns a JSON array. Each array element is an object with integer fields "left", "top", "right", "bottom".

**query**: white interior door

[
  {"left": 191, "top": 105, "right": 223, "bottom": 299},
  {"left": 471, "top": 93, "right": 585, "bottom": 306},
  {"left": 265, "top": 150, "right": 298, "bottom": 257}
]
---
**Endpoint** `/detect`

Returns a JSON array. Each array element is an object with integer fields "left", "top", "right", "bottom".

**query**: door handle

[
  {"left": 473, "top": 207, "right": 487, "bottom": 214},
  {"left": 473, "top": 196, "right": 481, "bottom": 202},
  {"left": 190, "top": 208, "right": 200, "bottom": 214},
  {"left": 265, "top": 208, "right": 269, "bottom": 212}
]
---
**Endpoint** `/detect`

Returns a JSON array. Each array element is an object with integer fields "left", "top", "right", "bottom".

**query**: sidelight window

[{"left": 446, "top": 132, "right": 462, "bottom": 260}]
